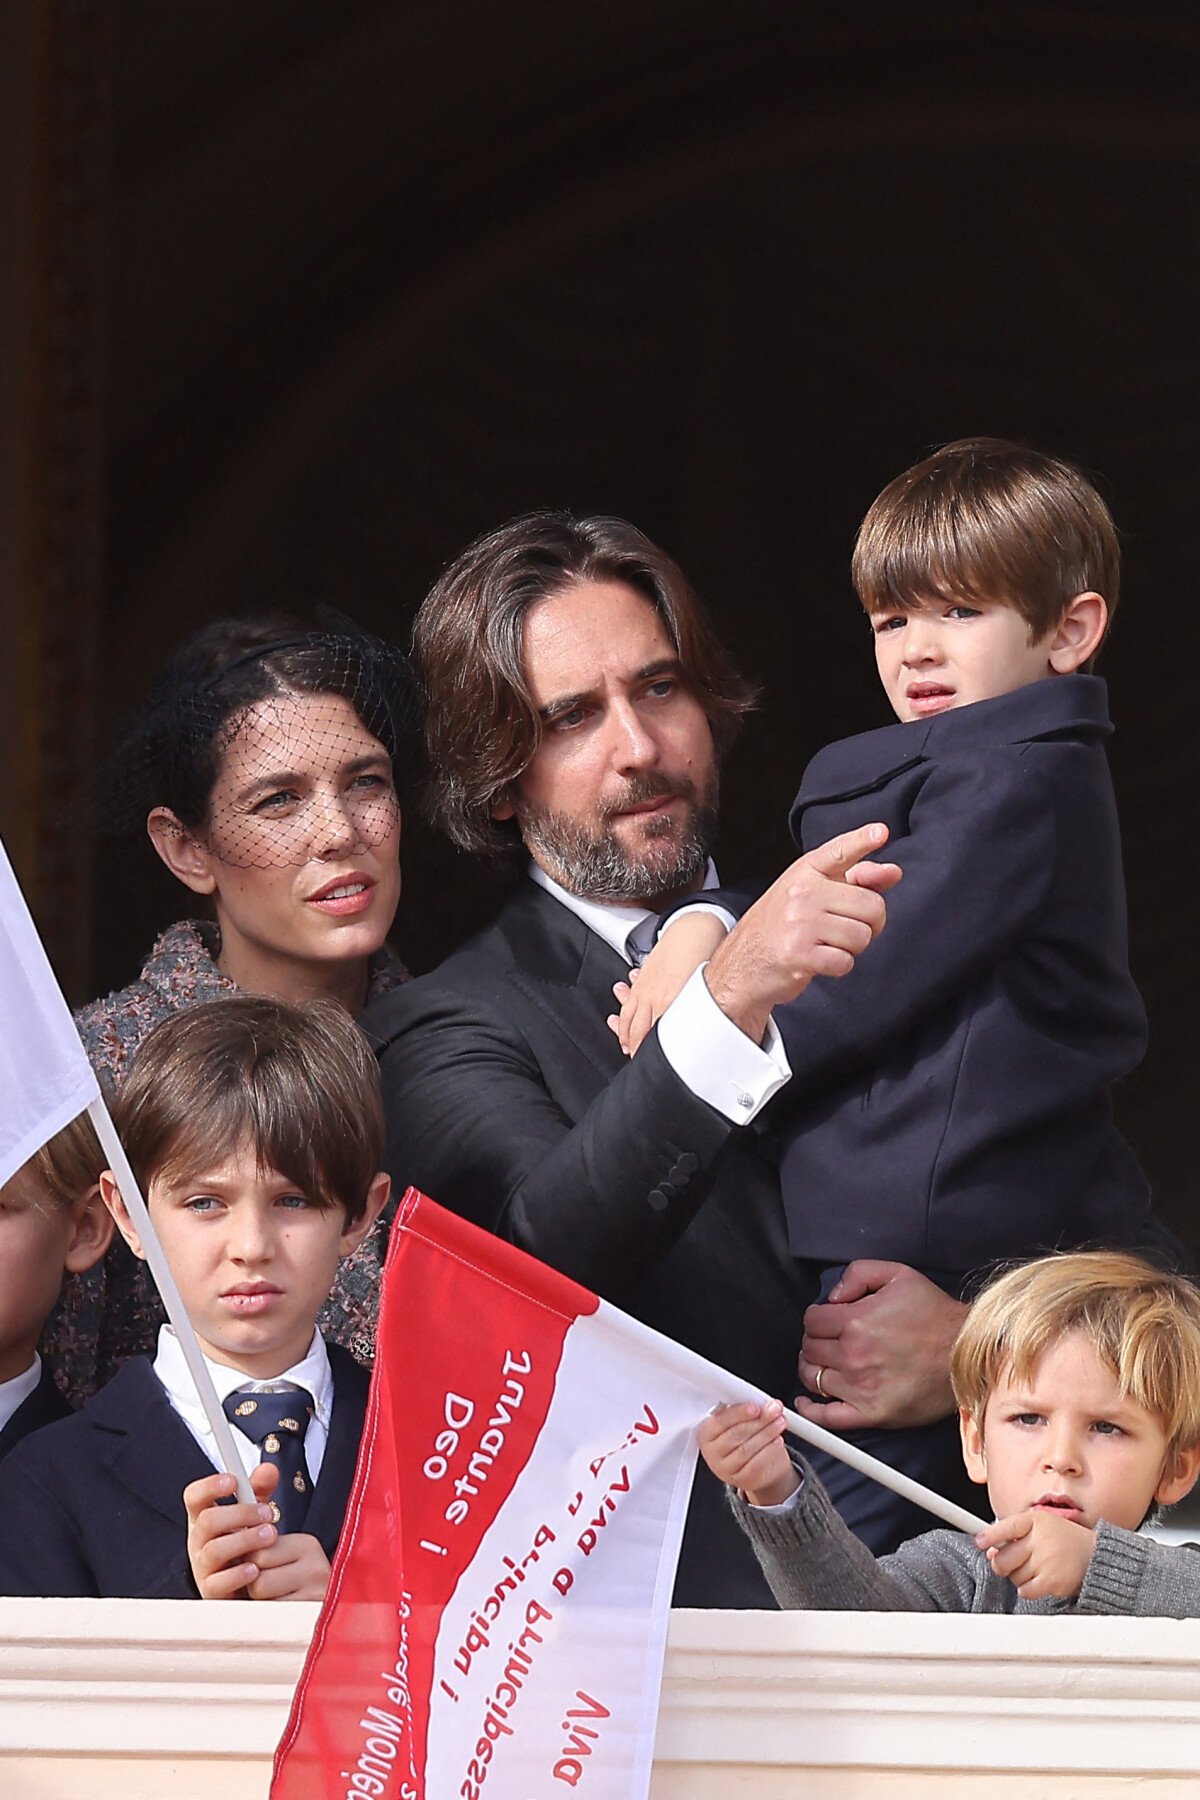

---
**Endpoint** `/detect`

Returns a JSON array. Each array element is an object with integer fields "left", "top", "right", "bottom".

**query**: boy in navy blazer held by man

[
  {"left": 0, "top": 995, "right": 389, "bottom": 1599},
  {"left": 0, "top": 1114, "right": 112, "bottom": 1464},
  {"left": 616, "top": 438, "right": 1153, "bottom": 1550}
]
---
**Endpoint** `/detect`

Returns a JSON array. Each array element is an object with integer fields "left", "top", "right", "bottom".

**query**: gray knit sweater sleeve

[
  {"left": 730, "top": 1458, "right": 1200, "bottom": 1616},
  {"left": 729, "top": 1461, "right": 1005, "bottom": 1612},
  {"left": 1077, "top": 1521, "right": 1200, "bottom": 1617}
]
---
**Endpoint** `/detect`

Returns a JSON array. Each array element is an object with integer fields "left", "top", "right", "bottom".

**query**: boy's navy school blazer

[
  {"left": 0, "top": 1343, "right": 369, "bottom": 1597},
  {"left": 0, "top": 1363, "right": 71, "bottom": 1465},
  {"left": 705, "top": 674, "right": 1150, "bottom": 1275}
]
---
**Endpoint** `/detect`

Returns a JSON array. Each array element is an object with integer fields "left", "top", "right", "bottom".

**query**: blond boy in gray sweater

[{"left": 703, "top": 1251, "right": 1200, "bottom": 1616}]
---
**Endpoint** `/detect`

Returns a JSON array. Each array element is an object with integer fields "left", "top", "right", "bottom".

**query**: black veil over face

[{"left": 102, "top": 613, "right": 418, "bottom": 870}]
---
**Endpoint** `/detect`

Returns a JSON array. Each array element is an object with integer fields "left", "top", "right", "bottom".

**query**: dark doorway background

[{"left": 60, "top": 4, "right": 1200, "bottom": 1242}]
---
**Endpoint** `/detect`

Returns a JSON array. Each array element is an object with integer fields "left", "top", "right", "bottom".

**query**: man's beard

[{"left": 519, "top": 771, "right": 719, "bottom": 907}]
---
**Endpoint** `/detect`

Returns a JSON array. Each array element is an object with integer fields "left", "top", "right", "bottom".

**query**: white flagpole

[
  {"left": 86, "top": 1097, "right": 255, "bottom": 1506},
  {"left": 585, "top": 1294, "right": 989, "bottom": 1535},
  {"left": 777, "top": 1399, "right": 986, "bottom": 1534}
]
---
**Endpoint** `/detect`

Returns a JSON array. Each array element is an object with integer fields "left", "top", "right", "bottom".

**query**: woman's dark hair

[
  {"left": 105, "top": 612, "right": 416, "bottom": 834},
  {"left": 414, "top": 511, "right": 758, "bottom": 860}
]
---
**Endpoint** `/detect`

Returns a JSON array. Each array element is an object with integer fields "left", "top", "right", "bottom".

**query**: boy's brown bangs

[
  {"left": 148, "top": 1085, "right": 339, "bottom": 1213},
  {"left": 856, "top": 474, "right": 1045, "bottom": 625},
  {"left": 113, "top": 997, "right": 384, "bottom": 1227},
  {"left": 863, "top": 532, "right": 1030, "bottom": 620},
  {"left": 141, "top": 1050, "right": 373, "bottom": 1222}
]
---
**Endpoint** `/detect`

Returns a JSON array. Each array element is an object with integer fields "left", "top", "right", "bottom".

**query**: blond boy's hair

[
  {"left": 951, "top": 1251, "right": 1200, "bottom": 1456},
  {"left": 24, "top": 1112, "right": 106, "bottom": 1208}
]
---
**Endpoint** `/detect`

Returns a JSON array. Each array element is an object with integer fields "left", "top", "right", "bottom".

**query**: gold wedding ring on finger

[{"left": 813, "top": 1365, "right": 828, "bottom": 1399}]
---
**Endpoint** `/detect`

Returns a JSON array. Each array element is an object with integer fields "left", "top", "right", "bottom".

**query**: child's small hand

[
  {"left": 246, "top": 1530, "right": 331, "bottom": 1601},
  {"left": 185, "top": 1462, "right": 332, "bottom": 1601},
  {"left": 607, "top": 913, "right": 730, "bottom": 1056},
  {"left": 975, "top": 1509, "right": 1096, "bottom": 1599},
  {"left": 184, "top": 1463, "right": 280, "bottom": 1600},
  {"left": 697, "top": 1399, "right": 798, "bottom": 1508}
]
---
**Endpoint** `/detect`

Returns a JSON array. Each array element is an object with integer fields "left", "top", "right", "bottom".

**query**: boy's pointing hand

[{"left": 705, "top": 823, "right": 901, "bottom": 1046}]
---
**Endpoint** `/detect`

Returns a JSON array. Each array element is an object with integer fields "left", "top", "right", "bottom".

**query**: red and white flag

[{"left": 271, "top": 1189, "right": 759, "bottom": 1800}]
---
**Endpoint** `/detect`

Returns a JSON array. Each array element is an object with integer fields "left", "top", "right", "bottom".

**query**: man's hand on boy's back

[
  {"left": 975, "top": 1509, "right": 1096, "bottom": 1600},
  {"left": 184, "top": 1464, "right": 331, "bottom": 1601},
  {"left": 796, "top": 1261, "right": 968, "bottom": 1430}
]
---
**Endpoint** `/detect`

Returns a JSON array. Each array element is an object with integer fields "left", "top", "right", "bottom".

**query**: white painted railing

[{"left": 2, "top": 1601, "right": 1199, "bottom": 1797}]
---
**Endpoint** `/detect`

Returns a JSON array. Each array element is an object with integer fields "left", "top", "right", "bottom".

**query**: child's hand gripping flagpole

[
  {"left": 0, "top": 836, "right": 254, "bottom": 1508},
  {"left": 601, "top": 1285, "right": 990, "bottom": 1534}
]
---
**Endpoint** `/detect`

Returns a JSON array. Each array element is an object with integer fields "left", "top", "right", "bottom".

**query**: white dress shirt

[
  {"left": 0, "top": 1356, "right": 42, "bottom": 1436},
  {"left": 528, "top": 863, "right": 790, "bottom": 1123},
  {"left": 152, "top": 1326, "right": 334, "bottom": 1482}
]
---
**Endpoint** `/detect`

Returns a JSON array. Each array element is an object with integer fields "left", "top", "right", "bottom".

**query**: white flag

[
  {"left": 0, "top": 838, "right": 99, "bottom": 1187},
  {"left": 0, "top": 833, "right": 257, "bottom": 1501}
]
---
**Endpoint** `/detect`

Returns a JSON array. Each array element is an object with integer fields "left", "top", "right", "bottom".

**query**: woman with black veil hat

[{"left": 43, "top": 613, "right": 415, "bottom": 1404}]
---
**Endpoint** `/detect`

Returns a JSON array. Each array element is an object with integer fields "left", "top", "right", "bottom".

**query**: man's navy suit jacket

[
  {"left": 0, "top": 1363, "right": 70, "bottom": 1465},
  {"left": 0, "top": 1345, "right": 368, "bottom": 1596},
  {"left": 364, "top": 878, "right": 812, "bottom": 1609},
  {"left": 752, "top": 674, "right": 1149, "bottom": 1273}
]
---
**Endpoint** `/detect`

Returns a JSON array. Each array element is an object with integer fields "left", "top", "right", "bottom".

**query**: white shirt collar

[
  {"left": 0, "top": 1356, "right": 42, "bottom": 1436},
  {"left": 528, "top": 859, "right": 719, "bottom": 964},
  {"left": 152, "top": 1325, "right": 334, "bottom": 1450}
]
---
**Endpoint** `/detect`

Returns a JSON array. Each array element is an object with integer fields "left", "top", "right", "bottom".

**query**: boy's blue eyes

[
  {"left": 182, "top": 1193, "right": 315, "bottom": 1212},
  {"left": 1007, "top": 1410, "right": 1124, "bottom": 1436},
  {"left": 874, "top": 605, "right": 981, "bottom": 631}
]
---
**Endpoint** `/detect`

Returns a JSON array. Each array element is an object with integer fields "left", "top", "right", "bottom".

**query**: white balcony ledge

[{"left": 2, "top": 1600, "right": 1200, "bottom": 1797}]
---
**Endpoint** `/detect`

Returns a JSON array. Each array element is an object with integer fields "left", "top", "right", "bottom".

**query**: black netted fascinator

[{"left": 102, "top": 610, "right": 418, "bottom": 870}]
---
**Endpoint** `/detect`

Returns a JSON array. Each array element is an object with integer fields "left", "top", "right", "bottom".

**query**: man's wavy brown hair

[{"left": 414, "top": 511, "right": 758, "bottom": 861}]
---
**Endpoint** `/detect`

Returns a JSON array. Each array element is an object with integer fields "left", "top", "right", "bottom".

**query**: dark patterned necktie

[{"left": 222, "top": 1384, "right": 315, "bottom": 1534}]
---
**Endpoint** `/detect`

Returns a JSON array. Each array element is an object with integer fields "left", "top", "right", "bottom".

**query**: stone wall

[{"left": 3, "top": 1600, "right": 1199, "bottom": 1796}]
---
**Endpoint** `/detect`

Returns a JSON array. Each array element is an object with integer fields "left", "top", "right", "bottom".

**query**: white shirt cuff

[
  {"left": 747, "top": 1477, "right": 806, "bottom": 1514},
  {"left": 658, "top": 901, "right": 738, "bottom": 935},
  {"left": 656, "top": 963, "right": 791, "bottom": 1124}
]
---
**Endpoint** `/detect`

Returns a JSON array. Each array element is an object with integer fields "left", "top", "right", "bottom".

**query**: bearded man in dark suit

[{"left": 364, "top": 512, "right": 901, "bottom": 1605}]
